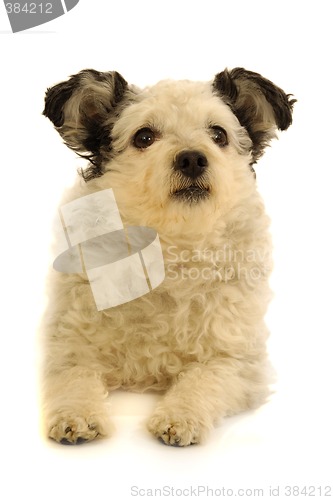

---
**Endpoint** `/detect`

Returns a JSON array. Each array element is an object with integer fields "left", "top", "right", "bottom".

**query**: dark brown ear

[
  {"left": 43, "top": 69, "right": 130, "bottom": 179},
  {"left": 213, "top": 68, "right": 296, "bottom": 162}
]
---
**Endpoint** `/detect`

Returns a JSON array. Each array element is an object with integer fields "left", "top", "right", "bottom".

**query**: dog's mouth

[{"left": 171, "top": 185, "right": 210, "bottom": 203}]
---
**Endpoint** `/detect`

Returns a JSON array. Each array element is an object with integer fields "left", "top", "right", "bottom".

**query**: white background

[{"left": 1, "top": 1, "right": 333, "bottom": 499}]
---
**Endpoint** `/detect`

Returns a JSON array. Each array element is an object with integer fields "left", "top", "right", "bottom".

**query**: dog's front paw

[
  {"left": 148, "top": 411, "right": 201, "bottom": 446},
  {"left": 48, "top": 411, "right": 110, "bottom": 444}
]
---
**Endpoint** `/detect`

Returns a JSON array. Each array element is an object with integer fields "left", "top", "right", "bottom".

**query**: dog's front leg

[
  {"left": 148, "top": 358, "right": 267, "bottom": 446},
  {"left": 43, "top": 367, "right": 112, "bottom": 444}
]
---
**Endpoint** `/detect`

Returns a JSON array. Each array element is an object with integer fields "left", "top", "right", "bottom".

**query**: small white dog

[{"left": 42, "top": 68, "right": 295, "bottom": 446}]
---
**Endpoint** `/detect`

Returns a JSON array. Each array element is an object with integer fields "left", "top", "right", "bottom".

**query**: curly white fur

[{"left": 42, "top": 74, "right": 292, "bottom": 446}]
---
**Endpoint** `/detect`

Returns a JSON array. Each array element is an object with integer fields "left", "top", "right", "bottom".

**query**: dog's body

[{"left": 42, "top": 69, "right": 295, "bottom": 445}]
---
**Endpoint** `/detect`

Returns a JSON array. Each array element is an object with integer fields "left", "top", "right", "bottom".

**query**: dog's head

[{"left": 44, "top": 68, "right": 295, "bottom": 232}]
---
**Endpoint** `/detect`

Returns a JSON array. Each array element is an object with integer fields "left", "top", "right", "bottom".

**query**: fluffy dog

[{"left": 42, "top": 68, "right": 295, "bottom": 446}]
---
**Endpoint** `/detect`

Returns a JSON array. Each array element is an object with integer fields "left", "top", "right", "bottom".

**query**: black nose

[{"left": 174, "top": 150, "right": 208, "bottom": 179}]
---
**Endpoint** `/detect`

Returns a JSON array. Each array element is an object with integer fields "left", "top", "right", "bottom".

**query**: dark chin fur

[{"left": 171, "top": 186, "right": 210, "bottom": 203}]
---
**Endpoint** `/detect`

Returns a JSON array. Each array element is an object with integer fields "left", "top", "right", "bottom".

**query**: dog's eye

[
  {"left": 133, "top": 128, "right": 156, "bottom": 149},
  {"left": 209, "top": 126, "right": 228, "bottom": 147}
]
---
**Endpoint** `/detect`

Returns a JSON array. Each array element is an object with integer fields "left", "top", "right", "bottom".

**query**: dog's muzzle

[{"left": 171, "top": 150, "right": 210, "bottom": 203}]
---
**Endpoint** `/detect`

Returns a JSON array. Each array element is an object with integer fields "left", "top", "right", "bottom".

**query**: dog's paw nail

[
  {"left": 159, "top": 436, "right": 180, "bottom": 447},
  {"left": 60, "top": 437, "right": 87, "bottom": 446},
  {"left": 60, "top": 438, "right": 72, "bottom": 445},
  {"left": 166, "top": 426, "right": 177, "bottom": 436}
]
